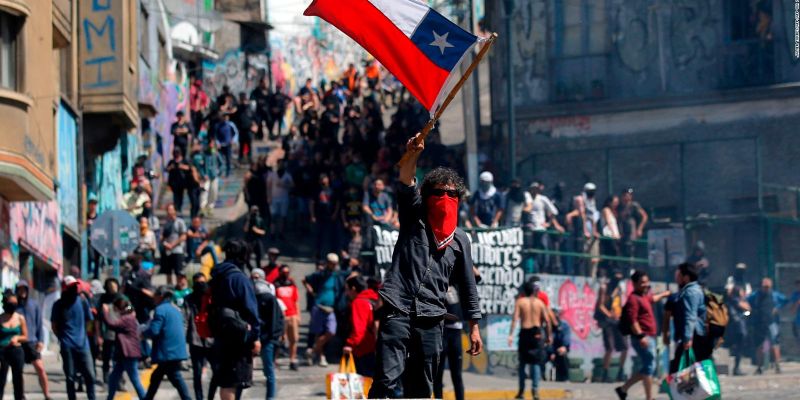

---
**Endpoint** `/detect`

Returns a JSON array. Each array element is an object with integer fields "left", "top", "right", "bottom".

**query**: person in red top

[
  {"left": 274, "top": 265, "right": 300, "bottom": 371},
  {"left": 342, "top": 275, "right": 378, "bottom": 378},
  {"left": 615, "top": 270, "right": 670, "bottom": 400},
  {"left": 262, "top": 248, "right": 285, "bottom": 283}
]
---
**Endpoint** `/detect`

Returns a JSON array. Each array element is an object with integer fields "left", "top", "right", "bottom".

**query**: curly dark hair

[{"left": 420, "top": 167, "right": 467, "bottom": 199}]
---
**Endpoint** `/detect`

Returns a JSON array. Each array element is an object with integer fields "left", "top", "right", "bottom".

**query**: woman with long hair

[
  {"left": 102, "top": 296, "right": 147, "bottom": 400},
  {"left": 0, "top": 294, "right": 27, "bottom": 400}
]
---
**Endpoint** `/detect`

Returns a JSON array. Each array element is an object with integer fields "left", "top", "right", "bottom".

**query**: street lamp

[{"left": 504, "top": 0, "right": 516, "bottom": 179}]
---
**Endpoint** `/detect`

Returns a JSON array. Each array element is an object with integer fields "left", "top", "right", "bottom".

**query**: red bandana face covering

[{"left": 426, "top": 195, "right": 459, "bottom": 250}]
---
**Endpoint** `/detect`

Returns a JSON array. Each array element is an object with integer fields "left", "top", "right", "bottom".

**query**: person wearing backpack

[
  {"left": 615, "top": 271, "right": 670, "bottom": 400},
  {"left": 210, "top": 240, "right": 262, "bottom": 400},
  {"left": 142, "top": 286, "right": 192, "bottom": 400},
  {"left": 253, "top": 267, "right": 284, "bottom": 399},
  {"left": 343, "top": 275, "right": 379, "bottom": 378},
  {"left": 184, "top": 273, "right": 218, "bottom": 400},
  {"left": 669, "top": 263, "right": 709, "bottom": 374},
  {"left": 748, "top": 277, "right": 787, "bottom": 374}
]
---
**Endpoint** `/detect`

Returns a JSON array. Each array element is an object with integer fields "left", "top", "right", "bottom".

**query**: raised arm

[{"left": 399, "top": 133, "right": 424, "bottom": 186}]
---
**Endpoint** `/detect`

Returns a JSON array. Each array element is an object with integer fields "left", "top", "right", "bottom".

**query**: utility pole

[
  {"left": 504, "top": 0, "right": 517, "bottom": 179},
  {"left": 460, "top": 0, "right": 479, "bottom": 191}
]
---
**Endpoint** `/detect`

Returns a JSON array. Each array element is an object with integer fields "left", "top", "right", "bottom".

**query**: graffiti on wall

[
  {"left": 93, "top": 141, "right": 123, "bottom": 214},
  {"left": 473, "top": 228, "right": 526, "bottom": 315},
  {"left": 202, "top": 50, "right": 270, "bottom": 101},
  {"left": 8, "top": 202, "right": 62, "bottom": 274},
  {"left": 57, "top": 104, "right": 80, "bottom": 234},
  {"left": 80, "top": 0, "right": 122, "bottom": 90}
]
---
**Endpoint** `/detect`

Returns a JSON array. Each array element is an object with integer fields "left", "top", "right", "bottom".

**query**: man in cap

[
  {"left": 470, "top": 171, "right": 504, "bottom": 228},
  {"left": 143, "top": 286, "right": 192, "bottom": 400},
  {"left": 302, "top": 253, "right": 344, "bottom": 367},
  {"left": 51, "top": 276, "right": 97, "bottom": 400},
  {"left": 369, "top": 134, "right": 482, "bottom": 398},
  {"left": 16, "top": 280, "right": 52, "bottom": 399}
]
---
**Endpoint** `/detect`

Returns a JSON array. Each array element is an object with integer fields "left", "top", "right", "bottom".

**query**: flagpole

[{"left": 398, "top": 32, "right": 498, "bottom": 166}]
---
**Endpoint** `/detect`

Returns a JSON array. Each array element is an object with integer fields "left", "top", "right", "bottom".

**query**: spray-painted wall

[{"left": 57, "top": 104, "right": 80, "bottom": 234}]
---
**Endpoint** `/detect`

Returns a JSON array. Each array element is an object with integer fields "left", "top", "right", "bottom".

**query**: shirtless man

[{"left": 509, "top": 281, "right": 552, "bottom": 400}]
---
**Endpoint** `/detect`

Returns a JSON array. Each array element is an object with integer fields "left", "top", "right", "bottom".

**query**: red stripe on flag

[{"left": 304, "top": 0, "right": 448, "bottom": 111}]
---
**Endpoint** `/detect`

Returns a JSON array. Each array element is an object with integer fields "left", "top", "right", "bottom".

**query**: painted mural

[
  {"left": 7, "top": 202, "right": 62, "bottom": 276},
  {"left": 57, "top": 103, "right": 80, "bottom": 234},
  {"left": 93, "top": 140, "right": 123, "bottom": 214}
]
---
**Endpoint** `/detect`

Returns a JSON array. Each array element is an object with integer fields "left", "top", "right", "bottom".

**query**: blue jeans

[
  {"left": 107, "top": 357, "right": 146, "bottom": 400},
  {"left": 61, "top": 347, "right": 96, "bottom": 400},
  {"left": 261, "top": 342, "right": 276, "bottom": 399},
  {"left": 220, "top": 145, "right": 232, "bottom": 177},
  {"left": 518, "top": 362, "right": 541, "bottom": 393},
  {"left": 631, "top": 336, "right": 657, "bottom": 376},
  {"left": 144, "top": 360, "right": 192, "bottom": 400}
]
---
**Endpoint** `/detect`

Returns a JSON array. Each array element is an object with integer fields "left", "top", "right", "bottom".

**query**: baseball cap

[
  {"left": 584, "top": 182, "right": 597, "bottom": 191},
  {"left": 251, "top": 268, "right": 266, "bottom": 280},
  {"left": 327, "top": 253, "right": 340, "bottom": 264},
  {"left": 479, "top": 171, "right": 494, "bottom": 182},
  {"left": 267, "top": 247, "right": 281, "bottom": 256},
  {"left": 735, "top": 263, "right": 747, "bottom": 270},
  {"left": 15, "top": 280, "right": 29, "bottom": 289},
  {"left": 63, "top": 276, "right": 78, "bottom": 287}
]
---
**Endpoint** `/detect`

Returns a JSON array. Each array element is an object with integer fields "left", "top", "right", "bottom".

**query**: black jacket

[
  {"left": 256, "top": 291, "right": 284, "bottom": 344},
  {"left": 379, "top": 183, "right": 481, "bottom": 320}
]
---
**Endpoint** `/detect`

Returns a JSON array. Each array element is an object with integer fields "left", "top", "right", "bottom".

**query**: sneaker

[
  {"left": 615, "top": 387, "right": 628, "bottom": 400},
  {"left": 755, "top": 367, "right": 763, "bottom": 375},
  {"left": 305, "top": 349, "right": 314, "bottom": 366},
  {"left": 733, "top": 368, "right": 745, "bottom": 376},
  {"left": 290, "top": 362, "right": 299, "bottom": 371},
  {"left": 532, "top": 389, "right": 540, "bottom": 400},
  {"left": 514, "top": 391, "right": 524, "bottom": 399},
  {"left": 319, "top": 356, "right": 329, "bottom": 367},
  {"left": 775, "top": 364, "right": 782, "bottom": 374}
]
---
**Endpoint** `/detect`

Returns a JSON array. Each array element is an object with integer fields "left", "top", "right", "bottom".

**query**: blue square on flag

[{"left": 410, "top": 10, "right": 477, "bottom": 72}]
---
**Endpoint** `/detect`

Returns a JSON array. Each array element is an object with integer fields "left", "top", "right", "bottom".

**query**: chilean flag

[{"left": 304, "top": 0, "right": 481, "bottom": 116}]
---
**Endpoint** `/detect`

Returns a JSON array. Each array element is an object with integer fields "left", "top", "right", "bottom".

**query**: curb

[{"left": 443, "top": 388, "right": 569, "bottom": 399}]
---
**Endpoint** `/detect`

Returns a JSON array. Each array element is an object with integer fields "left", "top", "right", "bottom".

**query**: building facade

[{"left": 485, "top": 0, "right": 800, "bottom": 285}]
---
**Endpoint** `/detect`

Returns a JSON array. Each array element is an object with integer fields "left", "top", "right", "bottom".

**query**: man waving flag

[{"left": 304, "top": 0, "right": 483, "bottom": 116}]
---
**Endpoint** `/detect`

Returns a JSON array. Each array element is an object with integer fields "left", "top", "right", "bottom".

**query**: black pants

[
  {"left": 248, "top": 235, "right": 264, "bottom": 271},
  {"left": 190, "top": 345, "right": 219, "bottom": 400},
  {"left": 61, "top": 347, "right": 96, "bottom": 400},
  {"left": 189, "top": 186, "right": 201, "bottom": 218},
  {"left": 0, "top": 346, "right": 24, "bottom": 400},
  {"left": 670, "top": 334, "right": 714, "bottom": 373},
  {"left": 144, "top": 360, "right": 192, "bottom": 400},
  {"left": 101, "top": 339, "right": 116, "bottom": 383},
  {"left": 172, "top": 185, "right": 186, "bottom": 213},
  {"left": 434, "top": 327, "right": 464, "bottom": 400},
  {"left": 369, "top": 310, "right": 443, "bottom": 399},
  {"left": 552, "top": 353, "right": 569, "bottom": 382}
]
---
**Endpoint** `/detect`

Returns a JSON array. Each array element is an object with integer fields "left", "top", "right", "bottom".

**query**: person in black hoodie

[
  {"left": 184, "top": 273, "right": 218, "bottom": 400},
  {"left": 210, "top": 240, "right": 261, "bottom": 400}
]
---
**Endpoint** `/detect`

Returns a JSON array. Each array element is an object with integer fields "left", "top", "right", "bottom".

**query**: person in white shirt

[
  {"left": 267, "top": 161, "right": 294, "bottom": 239},
  {"left": 526, "top": 182, "right": 564, "bottom": 273}
]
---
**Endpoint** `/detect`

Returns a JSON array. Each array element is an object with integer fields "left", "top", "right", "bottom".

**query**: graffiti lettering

[{"left": 84, "top": 16, "right": 116, "bottom": 52}]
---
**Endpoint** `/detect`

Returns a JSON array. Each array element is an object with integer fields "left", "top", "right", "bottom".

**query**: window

[
  {"left": 59, "top": 46, "right": 73, "bottom": 99},
  {"left": 139, "top": 5, "right": 150, "bottom": 63},
  {"left": 554, "top": 0, "right": 608, "bottom": 57},
  {"left": 0, "top": 11, "right": 22, "bottom": 90},
  {"left": 158, "top": 34, "right": 167, "bottom": 81},
  {"left": 729, "top": 0, "right": 772, "bottom": 41}
]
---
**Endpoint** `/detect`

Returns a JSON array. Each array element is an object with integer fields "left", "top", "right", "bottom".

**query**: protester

[
  {"left": 274, "top": 265, "right": 300, "bottom": 370},
  {"left": 184, "top": 273, "right": 218, "bottom": 400},
  {"left": 725, "top": 282, "right": 750, "bottom": 376},
  {"left": 617, "top": 188, "right": 648, "bottom": 259},
  {"left": 369, "top": 135, "right": 482, "bottom": 398},
  {"left": 748, "top": 277, "right": 787, "bottom": 374},
  {"left": 527, "top": 181, "right": 562, "bottom": 273},
  {"left": 210, "top": 240, "right": 262, "bottom": 400},
  {"left": 202, "top": 139, "right": 224, "bottom": 215},
  {"left": 161, "top": 204, "right": 188, "bottom": 286},
  {"left": 267, "top": 85, "right": 289, "bottom": 137},
  {"left": 171, "top": 110, "right": 194, "bottom": 157},
  {"left": 615, "top": 271, "right": 670, "bottom": 400},
  {"left": 470, "top": 171, "right": 504, "bottom": 228},
  {"left": 303, "top": 253, "right": 344, "bottom": 367},
  {"left": 548, "top": 307, "right": 571, "bottom": 382},
  {"left": 599, "top": 195, "right": 621, "bottom": 274},
  {"left": 254, "top": 269, "right": 284, "bottom": 399},
  {"left": 267, "top": 161, "right": 294, "bottom": 239},
  {"left": 14, "top": 280, "right": 51, "bottom": 399},
  {"left": 96, "top": 278, "right": 120, "bottom": 386},
  {"left": 0, "top": 294, "right": 27, "bottom": 400},
  {"left": 167, "top": 148, "right": 192, "bottom": 214},
  {"left": 102, "top": 296, "right": 147, "bottom": 400},
  {"left": 187, "top": 216, "right": 211, "bottom": 263},
  {"left": 509, "top": 281, "right": 551, "bottom": 400},
  {"left": 312, "top": 174, "right": 340, "bottom": 259},
  {"left": 187, "top": 143, "right": 204, "bottom": 218},
  {"left": 362, "top": 178, "right": 394, "bottom": 228},
  {"left": 343, "top": 275, "right": 378, "bottom": 378},
  {"left": 190, "top": 76, "right": 210, "bottom": 132},
  {"left": 215, "top": 110, "right": 238, "bottom": 177},
  {"left": 143, "top": 286, "right": 192, "bottom": 400},
  {"left": 244, "top": 205, "right": 268, "bottom": 270},
  {"left": 136, "top": 216, "right": 158, "bottom": 262},
  {"left": 52, "top": 276, "right": 97, "bottom": 400},
  {"left": 669, "top": 263, "right": 710, "bottom": 373},
  {"left": 174, "top": 274, "right": 192, "bottom": 307},
  {"left": 595, "top": 269, "right": 628, "bottom": 382}
]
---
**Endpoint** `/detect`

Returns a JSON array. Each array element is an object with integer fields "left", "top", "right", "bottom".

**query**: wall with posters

[{"left": 367, "top": 226, "right": 662, "bottom": 378}]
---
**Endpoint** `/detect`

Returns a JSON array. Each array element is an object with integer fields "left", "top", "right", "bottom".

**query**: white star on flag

[{"left": 429, "top": 30, "right": 455, "bottom": 54}]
